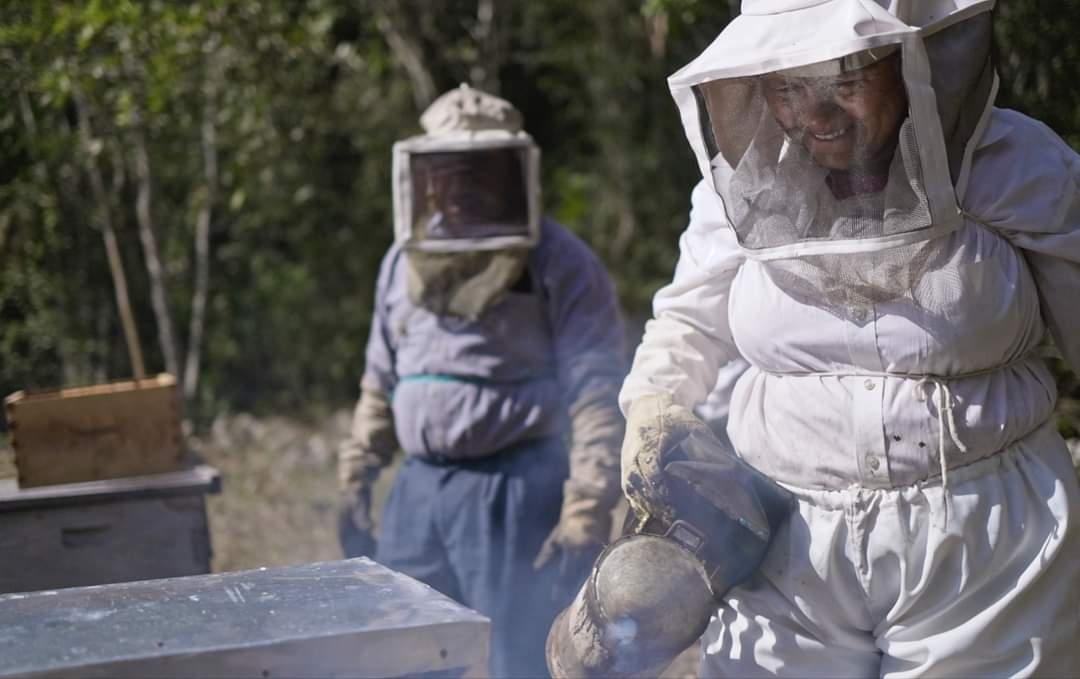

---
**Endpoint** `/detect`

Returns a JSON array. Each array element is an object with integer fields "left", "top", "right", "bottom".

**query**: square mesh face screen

[{"left": 409, "top": 147, "right": 530, "bottom": 242}]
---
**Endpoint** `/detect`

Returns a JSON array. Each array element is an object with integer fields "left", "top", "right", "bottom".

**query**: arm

[
  {"left": 338, "top": 247, "right": 402, "bottom": 490},
  {"left": 619, "top": 180, "right": 746, "bottom": 414},
  {"left": 963, "top": 111, "right": 1080, "bottom": 375},
  {"left": 539, "top": 222, "right": 627, "bottom": 551},
  {"left": 337, "top": 248, "right": 402, "bottom": 557},
  {"left": 617, "top": 181, "right": 746, "bottom": 524}
]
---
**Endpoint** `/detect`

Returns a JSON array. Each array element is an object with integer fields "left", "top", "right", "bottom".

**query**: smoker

[
  {"left": 0, "top": 558, "right": 490, "bottom": 678},
  {"left": 547, "top": 431, "right": 796, "bottom": 678}
]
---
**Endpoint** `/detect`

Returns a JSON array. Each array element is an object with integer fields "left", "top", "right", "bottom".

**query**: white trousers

[{"left": 701, "top": 422, "right": 1080, "bottom": 678}]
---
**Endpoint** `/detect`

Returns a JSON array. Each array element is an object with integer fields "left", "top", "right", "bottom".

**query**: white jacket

[{"left": 620, "top": 108, "right": 1080, "bottom": 490}]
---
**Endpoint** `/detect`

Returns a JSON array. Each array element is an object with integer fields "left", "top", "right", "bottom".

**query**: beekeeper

[
  {"left": 619, "top": 1, "right": 1080, "bottom": 676},
  {"left": 337, "top": 84, "right": 626, "bottom": 678}
]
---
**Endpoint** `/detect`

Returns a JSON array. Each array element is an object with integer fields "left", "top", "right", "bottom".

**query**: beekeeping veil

[
  {"left": 669, "top": 0, "right": 997, "bottom": 318},
  {"left": 392, "top": 84, "right": 541, "bottom": 319}
]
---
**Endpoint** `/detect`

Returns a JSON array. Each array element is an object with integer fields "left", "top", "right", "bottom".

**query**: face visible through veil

[
  {"left": 412, "top": 148, "right": 529, "bottom": 241},
  {"left": 761, "top": 56, "right": 908, "bottom": 179}
]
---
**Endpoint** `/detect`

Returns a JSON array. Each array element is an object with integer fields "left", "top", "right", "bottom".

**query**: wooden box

[
  {"left": 0, "top": 558, "right": 490, "bottom": 679},
  {"left": 4, "top": 374, "right": 183, "bottom": 488},
  {"left": 0, "top": 465, "right": 219, "bottom": 594}
]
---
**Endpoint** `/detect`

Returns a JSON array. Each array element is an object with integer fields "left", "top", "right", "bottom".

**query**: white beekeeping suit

[{"left": 620, "top": 0, "right": 1080, "bottom": 676}]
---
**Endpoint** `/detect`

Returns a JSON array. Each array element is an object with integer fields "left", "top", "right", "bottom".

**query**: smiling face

[{"left": 761, "top": 56, "right": 908, "bottom": 174}]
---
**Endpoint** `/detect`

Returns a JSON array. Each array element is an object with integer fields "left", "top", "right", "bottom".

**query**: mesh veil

[{"left": 671, "top": 2, "right": 997, "bottom": 318}]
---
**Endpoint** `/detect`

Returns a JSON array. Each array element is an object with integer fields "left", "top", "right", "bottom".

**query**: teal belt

[
  {"left": 398, "top": 373, "right": 493, "bottom": 386},
  {"left": 397, "top": 373, "right": 555, "bottom": 386}
]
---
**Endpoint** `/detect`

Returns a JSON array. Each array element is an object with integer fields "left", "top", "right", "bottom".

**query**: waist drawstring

[
  {"left": 914, "top": 377, "right": 970, "bottom": 528},
  {"left": 757, "top": 353, "right": 1038, "bottom": 528}
]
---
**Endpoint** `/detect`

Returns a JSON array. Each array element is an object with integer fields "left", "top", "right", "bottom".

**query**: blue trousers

[{"left": 376, "top": 438, "right": 568, "bottom": 679}]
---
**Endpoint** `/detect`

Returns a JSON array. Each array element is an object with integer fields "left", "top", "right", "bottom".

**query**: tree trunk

[
  {"left": 122, "top": 77, "right": 181, "bottom": 380},
  {"left": 72, "top": 90, "right": 147, "bottom": 381},
  {"left": 130, "top": 125, "right": 180, "bottom": 378},
  {"left": 183, "top": 82, "right": 218, "bottom": 407},
  {"left": 373, "top": 3, "right": 438, "bottom": 111}
]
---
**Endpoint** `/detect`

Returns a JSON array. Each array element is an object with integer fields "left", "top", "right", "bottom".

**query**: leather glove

[
  {"left": 338, "top": 479, "right": 377, "bottom": 558},
  {"left": 337, "top": 387, "right": 395, "bottom": 559},
  {"left": 621, "top": 392, "right": 727, "bottom": 527},
  {"left": 534, "top": 486, "right": 612, "bottom": 606}
]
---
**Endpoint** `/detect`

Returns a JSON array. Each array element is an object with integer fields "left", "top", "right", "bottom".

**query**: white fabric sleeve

[
  {"left": 964, "top": 110, "right": 1080, "bottom": 375},
  {"left": 619, "top": 180, "right": 746, "bottom": 414}
]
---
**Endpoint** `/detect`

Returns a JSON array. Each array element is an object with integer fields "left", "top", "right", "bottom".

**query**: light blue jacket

[{"left": 363, "top": 218, "right": 626, "bottom": 460}]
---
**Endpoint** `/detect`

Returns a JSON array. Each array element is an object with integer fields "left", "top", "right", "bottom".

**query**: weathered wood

[
  {"left": 0, "top": 464, "right": 219, "bottom": 511},
  {"left": 0, "top": 558, "right": 491, "bottom": 679},
  {"left": 0, "top": 465, "right": 218, "bottom": 594},
  {"left": 4, "top": 374, "right": 183, "bottom": 487},
  {"left": 0, "top": 496, "right": 212, "bottom": 594}
]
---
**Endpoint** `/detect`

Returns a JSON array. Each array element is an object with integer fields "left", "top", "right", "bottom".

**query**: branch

[
  {"left": 72, "top": 88, "right": 147, "bottom": 381},
  {"left": 373, "top": 4, "right": 438, "bottom": 111},
  {"left": 121, "top": 50, "right": 182, "bottom": 380},
  {"left": 183, "top": 77, "right": 219, "bottom": 406}
]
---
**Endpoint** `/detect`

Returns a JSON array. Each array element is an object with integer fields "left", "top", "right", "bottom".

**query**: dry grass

[
  {"left": 191, "top": 421, "right": 343, "bottom": 571},
  {"left": 189, "top": 412, "right": 370, "bottom": 572},
  {"left": 0, "top": 447, "right": 14, "bottom": 480}
]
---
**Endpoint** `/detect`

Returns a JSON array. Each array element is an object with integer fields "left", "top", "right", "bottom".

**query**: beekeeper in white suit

[{"left": 620, "top": 0, "right": 1080, "bottom": 676}]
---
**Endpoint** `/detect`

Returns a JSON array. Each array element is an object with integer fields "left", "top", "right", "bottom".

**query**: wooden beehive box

[
  {"left": 4, "top": 374, "right": 184, "bottom": 488},
  {"left": 0, "top": 465, "right": 220, "bottom": 594}
]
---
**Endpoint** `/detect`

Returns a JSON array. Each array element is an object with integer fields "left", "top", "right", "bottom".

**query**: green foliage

[
  {"left": 0, "top": 1, "right": 1077, "bottom": 435},
  {"left": 1, "top": 0, "right": 403, "bottom": 420},
  {"left": 995, "top": 1, "right": 1080, "bottom": 149}
]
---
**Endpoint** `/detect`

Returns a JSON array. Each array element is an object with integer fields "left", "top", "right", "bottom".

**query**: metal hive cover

[{"left": 0, "top": 558, "right": 490, "bottom": 679}]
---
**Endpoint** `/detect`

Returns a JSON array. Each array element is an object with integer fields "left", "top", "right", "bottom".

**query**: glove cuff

[{"left": 626, "top": 391, "right": 674, "bottom": 423}]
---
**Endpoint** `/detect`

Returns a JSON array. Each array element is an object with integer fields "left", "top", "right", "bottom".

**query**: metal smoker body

[{"left": 547, "top": 430, "right": 796, "bottom": 678}]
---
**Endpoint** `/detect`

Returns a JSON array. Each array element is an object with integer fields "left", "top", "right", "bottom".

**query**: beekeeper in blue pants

[{"left": 337, "top": 84, "right": 626, "bottom": 679}]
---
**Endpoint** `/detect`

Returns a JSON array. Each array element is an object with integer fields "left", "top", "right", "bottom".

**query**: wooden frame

[{"left": 4, "top": 374, "right": 183, "bottom": 488}]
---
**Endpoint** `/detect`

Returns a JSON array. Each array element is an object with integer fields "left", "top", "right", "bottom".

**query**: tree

[{"left": 1, "top": 0, "right": 1076, "bottom": 438}]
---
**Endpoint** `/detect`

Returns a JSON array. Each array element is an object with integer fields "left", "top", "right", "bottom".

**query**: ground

[{"left": 189, "top": 411, "right": 349, "bottom": 572}]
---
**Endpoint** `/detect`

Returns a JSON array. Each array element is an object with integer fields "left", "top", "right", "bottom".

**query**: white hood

[{"left": 668, "top": 0, "right": 997, "bottom": 260}]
